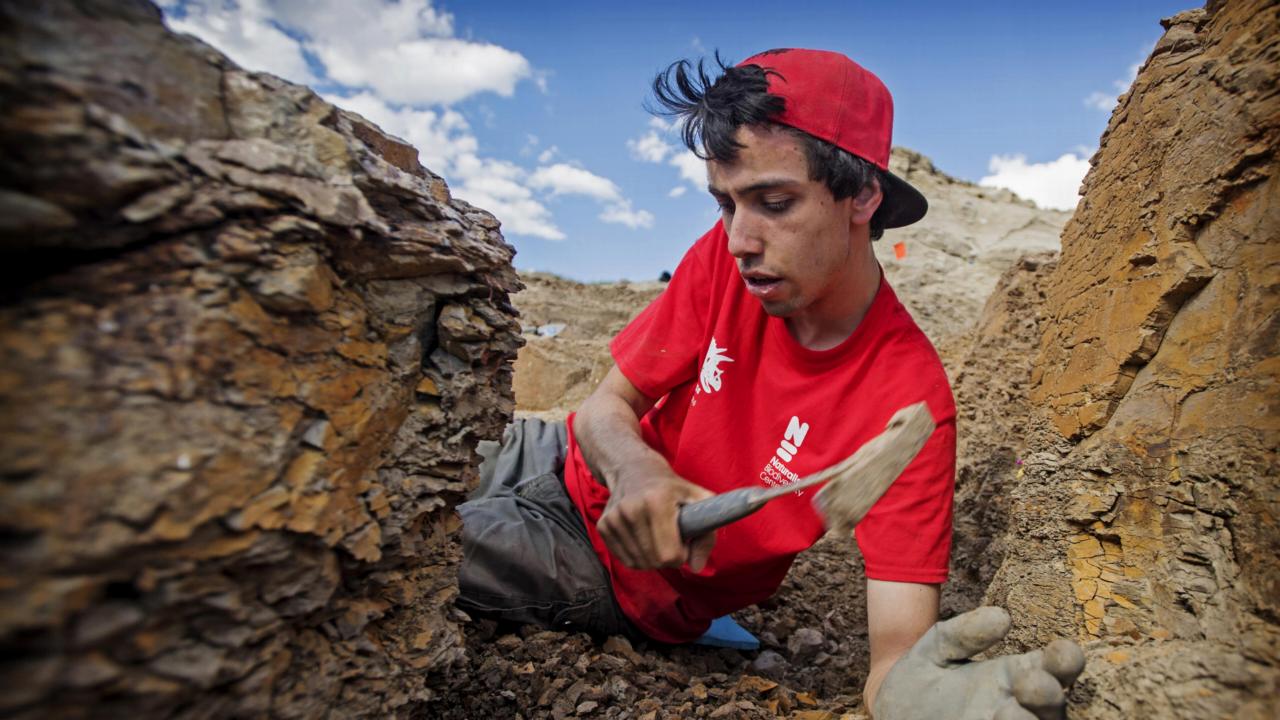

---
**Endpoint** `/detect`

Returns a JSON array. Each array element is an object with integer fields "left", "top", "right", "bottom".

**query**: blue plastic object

[{"left": 693, "top": 615, "right": 760, "bottom": 650}]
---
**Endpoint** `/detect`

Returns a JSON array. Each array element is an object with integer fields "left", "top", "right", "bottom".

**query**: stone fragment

[
  {"left": 71, "top": 601, "right": 145, "bottom": 647},
  {"left": 751, "top": 650, "right": 788, "bottom": 680},
  {"left": 62, "top": 652, "right": 123, "bottom": 688},
  {"left": 0, "top": 189, "right": 78, "bottom": 232},
  {"left": 120, "top": 183, "right": 192, "bottom": 223},
  {"left": 149, "top": 643, "right": 228, "bottom": 689},
  {"left": 732, "top": 674, "right": 779, "bottom": 694},
  {"left": 787, "top": 627, "right": 825, "bottom": 662}
]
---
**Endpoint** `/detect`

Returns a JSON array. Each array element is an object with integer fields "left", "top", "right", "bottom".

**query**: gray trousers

[{"left": 456, "top": 418, "right": 641, "bottom": 640}]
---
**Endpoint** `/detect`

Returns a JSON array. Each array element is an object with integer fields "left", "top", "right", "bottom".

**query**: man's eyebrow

[{"left": 707, "top": 178, "right": 801, "bottom": 196}]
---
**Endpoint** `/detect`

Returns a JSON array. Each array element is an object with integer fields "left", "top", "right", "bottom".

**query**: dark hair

[{"left": 649, "top": 52, "right": 888, "bottom": 240}]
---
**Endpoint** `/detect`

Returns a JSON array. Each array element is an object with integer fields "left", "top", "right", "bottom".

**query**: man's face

[{"left": 706, "top": 125, "right": 871, "bottom": 319}]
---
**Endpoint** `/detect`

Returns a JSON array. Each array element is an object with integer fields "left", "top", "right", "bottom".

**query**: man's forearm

[
  {"left": 574, "top": 382, "right": 667, "bottom": 491},
  {"left": 864, "top": 580, "right": 940, "bottom": 716},
  {"left": 863, "top": 650, "right": 905, "bottom": 714}
]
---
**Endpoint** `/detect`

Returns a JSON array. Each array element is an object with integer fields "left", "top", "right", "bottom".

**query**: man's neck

[{"left": 785, "top": 253, "right": 882, "bottom": 351}]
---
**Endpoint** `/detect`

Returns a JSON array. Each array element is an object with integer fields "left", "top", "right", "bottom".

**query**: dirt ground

[{"left": 420, "top": 536, "right": 877, "bottom": 720}]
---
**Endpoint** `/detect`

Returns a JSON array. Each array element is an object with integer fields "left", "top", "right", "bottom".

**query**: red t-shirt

[{"left": 562, "top": 222, "right": 956, "bottom": 643}]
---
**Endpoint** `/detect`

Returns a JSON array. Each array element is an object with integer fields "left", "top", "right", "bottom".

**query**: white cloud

[
  {"left": 670, "top": 151, "right": 707, "bottom": 188},
  {"left": 453, "top": 155, "right": 565, "bottom": 240},
  {"left": 168, "top": 0, "right": 531, "bottom": 106},
  {"left": 979, "top": 153, "right": 1090, "bottom": 211},
  {"left": 627, "top": 124, "right": 707, "bottom": 193},
  {"left": 527, "top": 164, "right": 655, "bottom": 229},
  {"left": 668, "top": 186, "right": 687, "bottom": 198},
  {"left": 628, "top": 131, "right": 672, "bottom": 163},
  {"left": 532, "top": 70, "right": 551, "bottom": 94},
  {"left": 529, "top": 163, "right": 621, "bottom": 201},
  {"left": 1084, "top": 91, "right": 1116, "bottom": 112},
  {"left": 319, "top": 37, "right": 531, "bottom": 106},
  {"left": 274, "top": 0, "right": 454, "bottom": 41},
  {"left": 600, "top": 201, "right": 655, "bottom": 229},
  {"left": 537, "top": 146, "right": 559, "bottom": 164},
  {"left": 1084, "top": 54, "right": 1145, "bottom": 111},
  {"left": 163, "top": 0, "right": 315, "bottom": 84}
]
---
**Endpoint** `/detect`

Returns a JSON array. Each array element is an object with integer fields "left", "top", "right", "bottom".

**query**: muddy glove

[{"left": 873, "top": 606, "right": 1085, "bottom": 720}]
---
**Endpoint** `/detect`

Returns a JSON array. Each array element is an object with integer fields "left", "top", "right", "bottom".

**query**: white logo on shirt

[
  {"left": 760, "top": 416, "right": 811, "bottom": 493},
  {"left": 698, "top": 337, "right": 734, "bottom": 394},
  {"left": 775, "top": 416, "right": 810, "bottom": 462}
]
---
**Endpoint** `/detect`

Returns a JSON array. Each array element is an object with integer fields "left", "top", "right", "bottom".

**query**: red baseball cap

[{"left": 737, "top": 48, "right": 928, "bottom": 229}]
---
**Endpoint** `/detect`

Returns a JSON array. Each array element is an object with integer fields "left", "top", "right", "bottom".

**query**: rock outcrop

[
  {"left": 941, "top": 252, "right": 1060, "bottom": 617},
  {"left": 956, "top": 2, "right": 1278, "bottom": 717},
  {"left": 0, "top": 1, "right": 521, "bottom": 717},
  {"left": 881, "top": 147, "right": 1069, "bottom": 343}
]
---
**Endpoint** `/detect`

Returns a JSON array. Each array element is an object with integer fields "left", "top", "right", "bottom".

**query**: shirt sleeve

[
  {"left": 610, "top": 224, "right": 722, "bottom": 400},
  {"left": 854, "top": 415, "right": 955, "bottom": 584}
]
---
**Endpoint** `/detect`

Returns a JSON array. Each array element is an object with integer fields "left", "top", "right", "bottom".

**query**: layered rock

[
  {"left": 940, "top": 252, "right": 1059, "bottom": 616},
  {"left": 958, "top": 2, "right": 1278, "bottom": 717},
  {"left": 0, "top": 1, "right": 521, "bottom": 717}
]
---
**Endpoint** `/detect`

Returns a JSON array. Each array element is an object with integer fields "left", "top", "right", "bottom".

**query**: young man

[{"left": 459, "top": 49, "right": 1082, "bottom": 719}]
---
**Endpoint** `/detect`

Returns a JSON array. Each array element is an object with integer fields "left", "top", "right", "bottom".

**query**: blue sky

[{"left": 160, "top": 1, "right": 1186, "bottom": 281}]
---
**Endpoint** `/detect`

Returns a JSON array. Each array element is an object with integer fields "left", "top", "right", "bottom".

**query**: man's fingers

[
  {"left": 922, "top": 606, "right": 1011, "bottom": 665},
  {"left": 640, "top": 489, "right": 691, "bottom": 563},
  {"left": 600, "top": 473, "right": 715, "bottom": 570},
  {"left": 993, "top": 699, "right": 1039, "bottom": 720},
  {"left": 1041, "top": 638, "right": 1085, "bottom": 687},
  {"left": 600, "top": 493, "right": 686, "bottom": 569},
  {"left": 686, "top": 530, "right": 716, "bottom": 572},
  {"left": 1012, "top": 668, "right": 1066, "bottom": 720},
  {"left": 596, "top": 515, "right": 632, "bottom": 567},
  {"left": 597, "top": 505, "right": 646, "bottom": 568}
]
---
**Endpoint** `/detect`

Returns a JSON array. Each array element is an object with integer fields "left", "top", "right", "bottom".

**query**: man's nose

[{"left": 726, "top": 211, "right": 764, "bottom": 259}]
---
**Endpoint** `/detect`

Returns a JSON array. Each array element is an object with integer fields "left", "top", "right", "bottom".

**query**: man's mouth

[{"left": 742, "top": 272, "right": 783, "bottom": 298}]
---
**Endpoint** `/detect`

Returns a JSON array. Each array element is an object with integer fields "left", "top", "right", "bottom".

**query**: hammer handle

[{"left": 677, "top": 487, "right": 771, "bottom": 540}]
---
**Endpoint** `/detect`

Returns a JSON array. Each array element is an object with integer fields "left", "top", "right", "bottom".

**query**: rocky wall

[
  {"left": 957, "top": 2, "right": 1278, "bottom": 717},
  {"left": 0, "top": 1, "right": 521, "bottom": 717}
]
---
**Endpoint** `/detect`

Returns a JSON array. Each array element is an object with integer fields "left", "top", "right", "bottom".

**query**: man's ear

[{"left": 850, "top": 178, "right": 883, "bottom": 225}]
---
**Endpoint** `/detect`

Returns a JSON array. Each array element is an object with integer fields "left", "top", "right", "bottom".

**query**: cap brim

[{"left": 878, "top": 170, "right": 928, "bottom": 229}]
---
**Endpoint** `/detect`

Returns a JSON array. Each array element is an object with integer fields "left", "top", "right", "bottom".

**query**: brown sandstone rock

[
  {"left": 965, "top": 2, "right": 1278, "bottom": 717},
  {"left": 0, "top": 1, "right": 520, "bottom": 717}
]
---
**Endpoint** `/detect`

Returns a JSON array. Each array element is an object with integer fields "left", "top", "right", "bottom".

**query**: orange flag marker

[{"left": 893, "top": 241, "right": 907, "bottom": 260}]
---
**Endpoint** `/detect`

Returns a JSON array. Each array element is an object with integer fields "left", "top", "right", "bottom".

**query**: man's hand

[
  {"left": 575, "top": 365, "right": 718, "bottom": 572},
  {"left": 873, "top": 606, "right": 1085, "bottom": 720},
  {"left": 597, "top": 467, "right": 716, "bottom": 571}
]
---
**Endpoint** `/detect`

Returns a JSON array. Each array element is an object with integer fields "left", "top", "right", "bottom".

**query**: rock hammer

[{"left": 677, "top": 403, "right": 936, "bottom": 540}]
